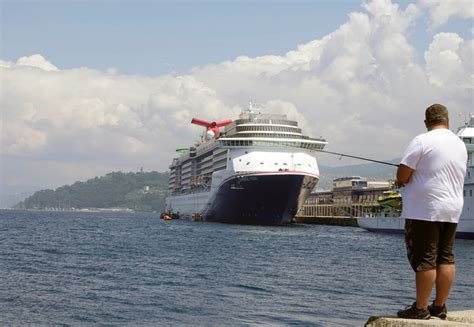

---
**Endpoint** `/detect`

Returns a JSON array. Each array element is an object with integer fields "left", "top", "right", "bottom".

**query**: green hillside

[{"left": 14, "top": 171, "right": 169, "bottom": 212}]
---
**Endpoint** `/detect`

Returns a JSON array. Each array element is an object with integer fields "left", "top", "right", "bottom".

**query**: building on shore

[{"left": 297, "top": 176, "right": 394, "bottom": 219}]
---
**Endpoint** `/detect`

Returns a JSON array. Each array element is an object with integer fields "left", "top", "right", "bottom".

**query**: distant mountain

[
  {"left": 14, "top": 171, "right": 169, "bottom": 212},
  {"left": 317, "top": 158, "right": 400, "bottom": 190}
]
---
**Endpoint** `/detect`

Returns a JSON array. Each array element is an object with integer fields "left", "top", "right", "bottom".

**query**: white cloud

[
  {"left": 1, "top": 0, "right": 473, "bottom": 198},
  {"left": 363, "top": 0, "right": 420, "bottom": 32},
  {"left": 425, "top": 32, "right": 473, "bottom": 87},
  {"left": 16, "top": 54, "right": 58, "bottom": 71},
  {"left": 419, "top": 0, "right": 474, "bottom": 30},
  {"left": 1, "top": 62, "right": 235, "bottom": 176}
]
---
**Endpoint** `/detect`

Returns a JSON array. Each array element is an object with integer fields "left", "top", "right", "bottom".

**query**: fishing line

[{"left": 315, "top": 149, "right": 399, "bottom": 167}]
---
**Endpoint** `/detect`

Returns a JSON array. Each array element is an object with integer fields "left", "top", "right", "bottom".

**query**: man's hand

[{"left": 394, "top": 179, "right": 404, "bottom": 188}]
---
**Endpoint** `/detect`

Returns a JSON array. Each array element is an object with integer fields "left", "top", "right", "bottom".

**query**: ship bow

[{"left": 203, "top": 173, "right": 317, "bottom": 225}]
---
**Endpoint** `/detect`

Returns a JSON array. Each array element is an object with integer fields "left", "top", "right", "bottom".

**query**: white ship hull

[{"left": 357, "top": 215, "right": 474, "bottom": 240}]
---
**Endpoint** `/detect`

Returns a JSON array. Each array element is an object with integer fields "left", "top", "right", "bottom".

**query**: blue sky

[
  {"left": 2, "top": 1, "right": 364, "bottom": 75},
  {"left": 2, "top": 0, "right": 448, "bottom": 75},
  {"left": 3, "top": 1, "right": 472, "bottom": 75},
  {"left": 1, "top": 0, "right": 473, "bottom": 206}
]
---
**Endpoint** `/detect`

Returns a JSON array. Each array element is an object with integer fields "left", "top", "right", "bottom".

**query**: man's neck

[{"left": 427, "top": 124, "right": 448, "bottom": 131}]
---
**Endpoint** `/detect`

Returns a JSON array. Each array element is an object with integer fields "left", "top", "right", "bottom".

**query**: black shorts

[{"left": 404, "top": 219, "right": 457, "bottom": 272}]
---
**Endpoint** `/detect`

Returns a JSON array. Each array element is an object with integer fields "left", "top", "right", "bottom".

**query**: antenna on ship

[{"left": 246, "top": 101, "right": 263, "bottom": 117}]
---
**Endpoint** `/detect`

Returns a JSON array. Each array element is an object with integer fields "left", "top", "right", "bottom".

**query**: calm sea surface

[{"left": 0, "top": 210, "right": 473, "bottom": 326}]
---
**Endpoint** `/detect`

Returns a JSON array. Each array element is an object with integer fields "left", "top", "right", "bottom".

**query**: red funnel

[{"left": 191, "top": 118, "right": 232, "bottom": 138}]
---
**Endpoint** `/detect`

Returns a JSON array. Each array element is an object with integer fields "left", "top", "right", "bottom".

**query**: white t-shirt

[{"left": 400, "top": 128, "right": 467, "bottom": 223}]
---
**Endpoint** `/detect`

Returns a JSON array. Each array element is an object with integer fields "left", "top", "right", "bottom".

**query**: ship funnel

[{"left": 191, "top": 117, "right": 232, "bottom": 138}]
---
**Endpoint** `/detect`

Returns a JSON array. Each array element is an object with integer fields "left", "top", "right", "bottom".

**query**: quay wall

[{"left": 294, "top": 216, "right": 358, "bottom": 227}]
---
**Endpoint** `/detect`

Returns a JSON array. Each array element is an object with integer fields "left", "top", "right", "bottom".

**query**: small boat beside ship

[
  {"left": 164, "top": 104, "right": 328, "bottom": 225},
  {"left": 357, "top": 116, "right": 474, "bottom": 240}
]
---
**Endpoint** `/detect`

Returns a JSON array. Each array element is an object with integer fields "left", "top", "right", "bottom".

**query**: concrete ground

[{"left": 365, "top": 310, "right": 474, "bottom": 326}]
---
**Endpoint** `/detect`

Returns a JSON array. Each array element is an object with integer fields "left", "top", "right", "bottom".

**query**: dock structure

[
  {"left": 365, "top": 310, "right": 474, "bottom": 326},
  {"left": 294, "top": 215, "right": 358, "bottom": 226},
  {"left": 295, "top": 176, "right": 399, "bottom": 224}
]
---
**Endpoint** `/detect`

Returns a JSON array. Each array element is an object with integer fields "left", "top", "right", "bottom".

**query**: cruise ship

[
  {"left": 357, "top": 116, "right": 474, "bottom": 240},
  {"left": 164, "top": 105, "right": 328, "bottom": 224}
]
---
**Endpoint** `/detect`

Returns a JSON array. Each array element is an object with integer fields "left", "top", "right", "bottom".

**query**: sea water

[{"left": 0, "top": 210, "right": 473, "bottom": 326}]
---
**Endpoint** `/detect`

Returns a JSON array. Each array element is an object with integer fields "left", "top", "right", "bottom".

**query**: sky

[{"left": 1, "top": 0, "right": 473, "bottom": 206}]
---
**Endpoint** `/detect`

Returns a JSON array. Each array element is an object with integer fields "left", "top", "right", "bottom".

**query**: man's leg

[
  {"left": 434, "top": 264, "right": 456, "bottom": 306},
  {"left": 416, "top": 269, "right": 436, "bottom": 309},
  {"left": 404, "top": 220, "right": 438, "bottom": 311},
  {"left": 434, "top": 222, "right": 457, "bottom": 307}
]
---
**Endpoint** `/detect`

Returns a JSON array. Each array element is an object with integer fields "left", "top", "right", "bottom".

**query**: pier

[
  {"left": 365, "top": 310, "right": 474, "bottom": 326},
  {"left": 296, "top": 176, "right": 397, "bottom": 224}
]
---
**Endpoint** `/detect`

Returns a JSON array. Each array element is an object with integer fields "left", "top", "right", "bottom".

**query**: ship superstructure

[
  {"left": 456, "top": 114, "right": 474, "bottom": 238},
  {"left": 165, "top": 105, "right": 327, "bottom": 224}
]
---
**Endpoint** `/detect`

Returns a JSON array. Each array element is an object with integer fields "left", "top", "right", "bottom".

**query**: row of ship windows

[
  {"left": 170, "top": 158, "right": 226, "bottom": 176},
  {"left": 170, "top": 167, "right": 226, "bottom": 188},
  {"left": 196, "top": 158, "right": 227, "bottom": 169},
  {"left": 182, "top": 169, "right": 225, "bottom": 180},
  {"left": 213, "top": 153, "right": 228, "bottom": 160},
  {"left": 240, "top": 161, "right": 309, "bottom": 167},
  {"left": 196, "top": 165, "right": 226, "bottom": 173},
  {"left": 170, "top": 161, "right": 227, "bottom": 180},
  {"left": 236, "top": 126, "right": 302, "bottom": 133},
  {"left": 189, "top": 151, "right": 227, "bottom": 165},
  {"left": 235, "top": 133, "right": 303, "bottom": 139},
  {"left": 199, "top": 156, "right": 214, "bottom": 165},
  {"left": 180, "top": 162, "right": 227, "bottom": 176},
  {"left": 234, "top": 119, "right": 298, "bottom": 126},
  {"left": 195, "top": 144, "right": 219, "bottom": 156},
  {"left": 465, "top": 189, "right": 473, "bottom": 197},
  {"left": 182, "top": 162, "right": 193, "bottom": 169},
  {"left": 172, "top": 149, "right": 228, "bottom": 168},
  {"left": 171, "top": 145, "right": 224, "bottom": 168},
  {"left": 220, "top": 140, "right": 325, "bottom": 150},
  {"left": 181, "top": 158, "right": 225, "bottom": 170}
]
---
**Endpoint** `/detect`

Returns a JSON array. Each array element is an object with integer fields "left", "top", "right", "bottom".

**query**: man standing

[{"left": 395, "top": 104, "right": 467, "bottom": 320}]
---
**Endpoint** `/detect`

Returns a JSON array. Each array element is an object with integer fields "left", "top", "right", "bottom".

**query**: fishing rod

[{"left": 315, "top": 149, "right": 399, "bottom": 167}]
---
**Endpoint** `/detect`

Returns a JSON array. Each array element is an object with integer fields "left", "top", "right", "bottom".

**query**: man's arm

[{"left": 395, "top": 164, "right": 414, "bottom": 188}]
